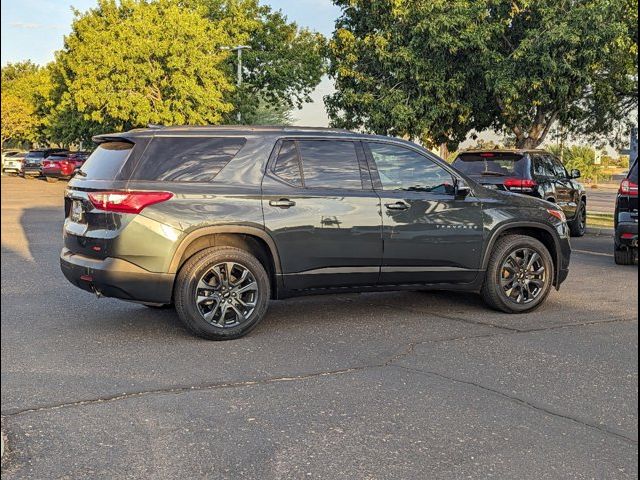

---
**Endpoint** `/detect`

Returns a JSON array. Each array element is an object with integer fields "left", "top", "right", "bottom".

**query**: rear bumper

[
  {"left": 60, "top": 248, "right": 174, "bottom": 304},
  {"left": 615, "top": 221, "right": 638, "bottom": 248},
  {"left": 21, "top": 166, "right": 41, "bottom": 176}
]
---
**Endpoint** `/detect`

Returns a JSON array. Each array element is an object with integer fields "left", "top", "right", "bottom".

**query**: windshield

[
  {"left": 26, "top": 151, "right": 45, "bottom": 160},
  {"left": 453, "top": 152, "right": 528, "bottom": 177}
]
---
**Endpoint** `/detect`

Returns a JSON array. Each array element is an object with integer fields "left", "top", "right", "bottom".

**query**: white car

[{"left": 2, "top": 152, "right": 26, "bottom": 174}]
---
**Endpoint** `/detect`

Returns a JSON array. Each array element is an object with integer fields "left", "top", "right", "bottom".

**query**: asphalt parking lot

[{"left": 1, "top": 174, "right": 637, "bottom": 479}]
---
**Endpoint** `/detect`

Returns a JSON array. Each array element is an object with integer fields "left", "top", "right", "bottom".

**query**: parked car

[
  {"left": 21, "top": 148, "right": 69, "bottom": 178},
  {"left": 42, "top": 151, "right": 91, "bottom": 181},
  {"left": 614, "top": 157, "right": 638, "bottom": 265},
  {"left": 60, "top": 126, "right": 571, "bottom": 340},
  {"left": 2, "top": 152, "right": 26, "bottom": 175},
  {"left": 452, "top": 149, "right": 586, "bottom": 237}
]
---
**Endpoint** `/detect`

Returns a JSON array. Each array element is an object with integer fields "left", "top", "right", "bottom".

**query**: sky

[{"left": 0, "top": 0, "right": 340, "bottom": 126}]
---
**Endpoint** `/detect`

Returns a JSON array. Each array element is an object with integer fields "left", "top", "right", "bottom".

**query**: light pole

[{"left": 221, "top": 45, "right": 252, "bottom": 123}]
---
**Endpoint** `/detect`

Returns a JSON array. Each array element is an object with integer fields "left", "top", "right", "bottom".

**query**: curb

[{"left": 585, "top": 227, "right": 614, "bottom": 236}]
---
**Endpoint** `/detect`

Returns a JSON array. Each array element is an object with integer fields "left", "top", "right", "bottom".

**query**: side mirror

[
  {"left": 455, "top": 178, "right": 471, "bottom": 198},
  {"left": 570, "top": 169, "right": 581, "bottom": 179}
]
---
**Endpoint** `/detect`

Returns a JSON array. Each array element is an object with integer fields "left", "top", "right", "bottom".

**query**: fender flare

[
  {"left": 167, "top": 225, "right": 282, "bottom": 275},
  {"left": 481, "top": 221, "right": 563, "bottom": 286}
]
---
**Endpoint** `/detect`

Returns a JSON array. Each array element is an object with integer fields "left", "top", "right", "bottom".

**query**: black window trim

[
  {"left": 268, "top": 137, "right": 374, "bottom": 192},
  {"left": 362, "top": 139, "right": 463, "bottom": 196}
]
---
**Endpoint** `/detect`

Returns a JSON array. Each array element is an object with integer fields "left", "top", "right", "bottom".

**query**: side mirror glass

[
  {"left": 571, "top": 169, "right": 581, "bottom": 179},
  {"left": 455, "top": 178, "right": 471, "bottom": 198}
]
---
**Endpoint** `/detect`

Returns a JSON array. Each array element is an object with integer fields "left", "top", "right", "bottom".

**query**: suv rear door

[
  {"left": 364, "top": 141, "right": 484, "bottom": 285},
  {"left": 262, "top": 138, "right": 382, "bottom": 290}
]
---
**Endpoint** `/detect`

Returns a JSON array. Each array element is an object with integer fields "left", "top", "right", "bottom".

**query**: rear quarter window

[
  {"left": 132, "top": 137, "right": 246, "bottom": 183},
  {"left": 629, "top": 160, "right": 638, "bottom": 183},
  {"left": 79, "top": 142, "right": 134, "bottom": 180}
]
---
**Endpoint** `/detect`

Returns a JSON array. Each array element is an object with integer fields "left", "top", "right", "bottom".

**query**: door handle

[
  {"left": 269, "top": 199, "right": 296, "bottom": 208},
  {"left": 385, "top": 201, "right": 409, "bottom": 211}
]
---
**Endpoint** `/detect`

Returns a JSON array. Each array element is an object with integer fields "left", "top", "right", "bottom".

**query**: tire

[
  {"left": 45, "top": 176, "right": 58, "bottom": 183},
  {"left": 568, "top": 202, "right": 586, "bottom": 237},
  {"left": 481, "top": 234, "right": 555, "bottom": 313},
  {"left": 614, "top": 247, "right": 637, "bottom": 265},
  {"left": 174, "top": 247, "right": 270, "bottom": 340}
]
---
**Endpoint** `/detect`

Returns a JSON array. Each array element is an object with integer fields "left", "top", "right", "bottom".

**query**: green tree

[
  {"left": 191, "top": 0, "right": 326, "bottom": 123},
  {"left": 1, "top": 94, "right": 36, "bottom": 148},
  {"left": 327, "top": 0, "right": 638, "bottom": 149},
  {"left": 1, "top": 61, "right": 52, "bottom": 145},
  {"left": 56, "top": 0, "right": 236, "bottom": 132}
]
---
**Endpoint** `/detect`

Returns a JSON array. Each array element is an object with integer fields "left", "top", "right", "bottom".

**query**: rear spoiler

[{"left": 91, "top": 134, "right": 136, "bottom": 145}]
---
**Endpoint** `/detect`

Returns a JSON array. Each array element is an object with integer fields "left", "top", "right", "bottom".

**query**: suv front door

[
  {"left": 262, "top": 139, "right": 382, "bottom": 290},
  {"left": 364, "top": 141, "right": 484, "bottom": 285}
]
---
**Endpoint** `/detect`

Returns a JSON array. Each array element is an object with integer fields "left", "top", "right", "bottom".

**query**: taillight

[
  {"left": 42, "top": 160, "right": 51, "bottom": 167},
  {"left": 547, "top": 208, "right": 566, "bottom": 223},
  {"left": 504, "top": 177, "right": 537, "bottom": 192},
  {"left": 88, "top": 191, "right": 173, "bottom": 214},
  {"left": 619, "top": 179, "right": 638, "bottom": 196}
]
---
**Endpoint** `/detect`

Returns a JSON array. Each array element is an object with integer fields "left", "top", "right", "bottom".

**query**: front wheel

[
  {"left": 568, "top": 202, "right": 586, "bottom": 237},
  {"left": 174, "top": 247, "right": 271, "bottom": 340},
  {"left": 481, "top": 235, "right": 554, "bottom": 313}
]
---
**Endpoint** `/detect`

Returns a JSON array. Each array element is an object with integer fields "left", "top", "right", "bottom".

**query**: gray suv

[{"left": 61, "top": 126, "right": 571, "bottom": 340}]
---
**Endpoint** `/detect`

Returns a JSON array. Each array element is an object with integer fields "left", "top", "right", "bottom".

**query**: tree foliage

[
  {"left": 327, "top": 0, "right": 638, "bottom": 149},
  {"left": 1, "top": 94, "right": 36, "bottom": 148}
]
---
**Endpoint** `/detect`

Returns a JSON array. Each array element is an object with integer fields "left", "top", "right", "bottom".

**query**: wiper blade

[{"left": 74, "top": 170, "right": 87, "bottom": 177}]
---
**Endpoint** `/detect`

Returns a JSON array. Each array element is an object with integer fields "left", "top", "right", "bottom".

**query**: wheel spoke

[
  {"left": 235, "top": 281, "right": 258, "bottom": 294},
  {"left": 526, "top": 252, "right": 540, "bottom": 270},
  {"left": 229, "top": 304, "right": 246, "bottom": 323},
  {"left": 232, "top": 268, "right": 249, "bottom": 286},
  {"left": 203, "top": 300, "right": 221, "bottom": 322}
]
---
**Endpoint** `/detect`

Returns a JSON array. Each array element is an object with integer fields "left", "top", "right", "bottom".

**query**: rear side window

[
  {"left": 273, "top": 140, "right": 303, "bottom": 186},
  {"left": 132, "top": 137, "right": 246, "bottom": 182},
  {"left": 629, "top": 160, "right": 638, "bottom": 183},
  {"left": 453, "top": 152, "right": 528, "bottom": 177},
  {"left": 79, "top": 142, "right": 133, "bottom": 180},
  {"left": 297, "top": 140, "right": 362, "bottom": 189}
]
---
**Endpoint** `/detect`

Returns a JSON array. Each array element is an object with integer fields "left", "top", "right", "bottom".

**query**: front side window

[
  {"left": 132, "top": 137, "right": 246, "bottom": 182},
  {"left": 296, "top": 140, "right": 363, "bottom": 189},
  {"left": 548, "top": 156, "right": 568, "bottom": 178},
  {"left": 367, "top": 142, "right": 454, "bottom": 194}
]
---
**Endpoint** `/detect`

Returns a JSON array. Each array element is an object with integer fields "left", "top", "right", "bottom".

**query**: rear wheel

[
  {"left": 568, "top": 202, "right": 586, "bottom": 237},
  {"left": 174, "top": 247, "right": 270, "bottom": 340},
  {"left": 481, "top": 235, "right": 554, "bottom": 313},
  {"left": 45, "top": 176, "right": 58, "bottom": 183},
  {"left": 614, "top": 247, "right": 637, "bottom": 265}
]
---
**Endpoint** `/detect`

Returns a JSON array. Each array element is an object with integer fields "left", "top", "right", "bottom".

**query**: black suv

[
  {"left": 60, "top": 127, "right": 571, "bottom": 340},
  {"left": 614, "top": 157, "right": 638, "bottom": 264},
  {"left": 21, "top": 148, "right": 70, "bottom": 177},
  {"left": 452, "top": 150, "right": 586, "bottom": 237}
]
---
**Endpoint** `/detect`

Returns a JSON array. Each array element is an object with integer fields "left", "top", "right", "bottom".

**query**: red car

[{"left": 41, "top": 152, "right": 90, "bottom": 181}]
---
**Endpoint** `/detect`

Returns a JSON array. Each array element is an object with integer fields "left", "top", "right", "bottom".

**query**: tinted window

[
  {"left": 629, "top": 160, "right": 638, "bottom": 183},
  {"left": 548, "top": 155, "right": 567, "bottom": 178},
  {"left": 368, "top": 143, "right": 454, "bottom": 193},
  {"left": 26, "top": 151, "right": 45, "bottom": 159},
  {"left": 297, "top": 140, "right": 362, "bottom": 189},
  {"left": 79, "top": 142, "right": 133, "bottom": 180},
  {"left": 453, "top": 152, "right": 527, "bottom": 177},
  {"left": 533, "top": 154, "right": 554, "bottom": 177},
  {"left": 273, "top": 140, "right": 302, "bottom": 186},
  {"left": 133, "top": 137, "right": 245, "bottom": 182}
]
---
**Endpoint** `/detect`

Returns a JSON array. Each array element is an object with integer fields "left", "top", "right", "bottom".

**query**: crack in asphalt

[
  {"left": 2, "top": 316, "right": 636, "bottom": 446},
  {"left": 392, "top": 364, "right": 638, "bottom": 445}
]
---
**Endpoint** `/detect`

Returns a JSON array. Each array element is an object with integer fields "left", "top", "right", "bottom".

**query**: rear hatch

[
  {"left": 23, "top": 151, "right": 45, "bottom": 168},
  {"left": 452, "top": 152, "right": 529, "bottom": 191},
  {"left": 618, "top": 159, "right": 638, "bottom": 219},
  {"left": 64, "top": 140, "right": 143, "bottom": 259}
]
